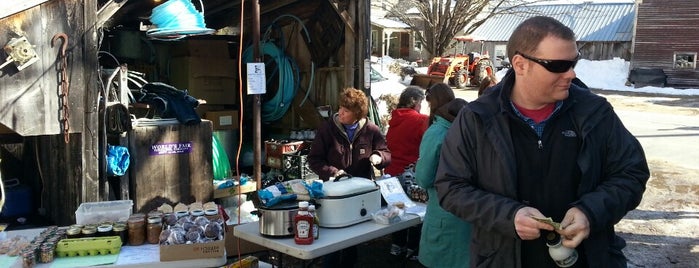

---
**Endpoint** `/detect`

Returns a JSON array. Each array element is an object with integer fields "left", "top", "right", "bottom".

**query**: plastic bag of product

[{"left": 107, "top": 145, "right": 130, "bottom": 176}]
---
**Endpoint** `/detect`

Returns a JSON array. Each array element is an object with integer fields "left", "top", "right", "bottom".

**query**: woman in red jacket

[{"left": 385, "top": 86, "right": 429, "bottom": 177}]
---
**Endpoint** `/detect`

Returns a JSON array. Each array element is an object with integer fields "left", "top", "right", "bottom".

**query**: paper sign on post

[{"left": 246, "top": 62, "right": 266, "bottom": 94}]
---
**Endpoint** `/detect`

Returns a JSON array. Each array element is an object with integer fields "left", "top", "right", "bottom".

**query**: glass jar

[
  {"left": 112, "top": 223, "right": 127, "bottom": 245},
  {"left": 97, "top": 224, "right": 114, "bottom": 237},
  {"left": 21, "top": 249, "right": 35, "bottom": 268},
  {"left": 66, "top": 227, "right": 82, "bottom": 239},
  {"left": 148, "top": 210, "right": 164, "bottom": 220},
  {"left": 39, "top": 243, "right": 55, "bottom": 263},
  {"left": 146, "top": 216, "right": 163, "bottom": 244},
  {"left": 127, "top": 215, "right": 146, "bottom": 246},
  {"left": 81, "top": 225, "right": 97, "bottom": 238}
]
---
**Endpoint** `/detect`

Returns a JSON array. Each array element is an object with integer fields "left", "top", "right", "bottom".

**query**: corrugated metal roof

[{"left": 471, "top": 2, "right": 635, "bottom": 42}]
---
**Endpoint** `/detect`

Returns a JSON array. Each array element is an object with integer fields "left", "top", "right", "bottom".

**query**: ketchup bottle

[{"left": 294, "top": 201, "right": 314, "bottom": 245}]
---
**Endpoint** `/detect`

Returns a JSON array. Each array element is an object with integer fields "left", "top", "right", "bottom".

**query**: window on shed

[
  {"left": 673, "top": 52, "right": 696, "bottom": 69},
  {"left": 413, "top": 31, "right": 423, "bottom": 51},
  {"left": 372, "top": 30, "right": 379, "bottom": 55}
]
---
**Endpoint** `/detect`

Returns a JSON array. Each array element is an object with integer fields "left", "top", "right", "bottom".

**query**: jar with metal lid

[
  {"left": 148, "top": 210, "right": 163, "bottom": 220},
  {"left": 66, "top": 227, "right": 82, "bottom": 239},
  {"left": 147, "top": 216, "right": 163, "bottom": 244},
  {"left": 21, "top": 249, "right": 35, "bottom": 268},
  {"left": 97, "top": 224, "right": 114, "bottom": 237},
  {"left": 112, "top": 223, "right": 127, "bottom": 244},
  {"left": 39, "top": 242, "right": 55, "bottom": 263},
  {"left": 81, "top": 225, "right": 97, "bottom": 238},
  {"left": 127, "top": 215, "right": 146, "bottom": 246}
]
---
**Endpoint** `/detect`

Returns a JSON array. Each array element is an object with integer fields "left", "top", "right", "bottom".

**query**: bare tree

[{"left": 384, "top": 0, "right": 555, "bottom": 56}]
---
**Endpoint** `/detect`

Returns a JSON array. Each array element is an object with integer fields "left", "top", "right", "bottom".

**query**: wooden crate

[
  {"left": 127, "top": 120, "right": 214, "bottom": 213},
  {"left": 264, "top": 140, "right": 304, "bottom": 169}
]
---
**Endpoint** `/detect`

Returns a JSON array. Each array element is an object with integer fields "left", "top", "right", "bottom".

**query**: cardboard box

[
  {"left": 169, "top": 57, "right": 237, "bottom": 105},
  {"left": 226, "top": 224, "right": 267, "bottom": 257},
  {"left": 205, "top": 110, "right": 239, "bottom": 130},
  {"left": 171, "top": 39, "right": 230, "bottom": 58},
  {"left": 160, "top": 234, "right": 226, "bottom": 261},
  {"left": 214, "top": 182, "right": 257, "bottom": 199},
  {"left": 160, "top": 214, "right": 226, "bottom": 261}
]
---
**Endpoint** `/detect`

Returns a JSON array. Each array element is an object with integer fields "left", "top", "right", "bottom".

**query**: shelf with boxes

[
  {"left": 264, "top": 139, "right": 317, "bottom": 181},
  {"left": 264, "top": 140, "right": 305, "bottom": 170}
]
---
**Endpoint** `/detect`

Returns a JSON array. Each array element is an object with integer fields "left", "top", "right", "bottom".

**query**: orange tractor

[{"left": 410, "top": 35, "right": 495, "bottom": 89}]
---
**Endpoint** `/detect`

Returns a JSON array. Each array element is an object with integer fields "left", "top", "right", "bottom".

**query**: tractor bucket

[{"left": 410, "top": 74, "right": 447, "bottom": 89}]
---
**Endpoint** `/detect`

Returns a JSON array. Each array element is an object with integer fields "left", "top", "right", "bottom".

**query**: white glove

[{"left": 369, "top": 154, "right": 382, "bottom": 166}]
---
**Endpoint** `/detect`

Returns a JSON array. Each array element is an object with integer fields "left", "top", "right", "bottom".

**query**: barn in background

[
  {"left": 470, "top": 2, "right": 635, "bottom": 67},
  {"left": 631, "top": 0, "right": 699, "bottom": 88}
]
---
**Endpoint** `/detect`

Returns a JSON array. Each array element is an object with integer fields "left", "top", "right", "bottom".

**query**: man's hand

[
  {"left": 369, "top": 154, "right": 382, "bottom": 166},
  {"left": 558, "top": 207, "right": 590, "bottom": 248},
  {"left": 514, "top": 207, "right": 555, "bottom": 240}
]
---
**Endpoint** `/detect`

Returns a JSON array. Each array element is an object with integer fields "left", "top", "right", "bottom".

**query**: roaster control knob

[{"left": 360, "top": 208, "right": 367, "bottom": 216}]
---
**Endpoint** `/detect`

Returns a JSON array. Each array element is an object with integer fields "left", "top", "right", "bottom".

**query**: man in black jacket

[{"left": 434, "top": 16, "right": 649, "bottom": 267}]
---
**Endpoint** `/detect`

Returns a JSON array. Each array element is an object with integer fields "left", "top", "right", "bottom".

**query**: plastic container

[{"left": 75, "top": 200, "right": 133, "bottom": 225}]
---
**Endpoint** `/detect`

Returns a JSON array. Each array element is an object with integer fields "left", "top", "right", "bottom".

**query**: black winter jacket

[
  {"left": 434, "top": 71, "right": 649, "bottom": 268},
  {"left": 308, "top": 114, "right": 391, "bottom": 181}
]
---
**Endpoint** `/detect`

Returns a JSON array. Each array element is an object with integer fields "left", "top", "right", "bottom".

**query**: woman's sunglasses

[{"left": 515, "top": 51, "right": 580, "bottom": 73}]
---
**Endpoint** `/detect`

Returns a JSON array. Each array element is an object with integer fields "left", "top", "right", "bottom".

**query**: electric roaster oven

[{"left": 316, "top": 175, "right": 381, "bottom": 228}]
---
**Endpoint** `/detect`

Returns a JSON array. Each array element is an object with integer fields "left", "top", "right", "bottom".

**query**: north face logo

[{"left": 561, "top": 130, "right": 577, "bottom": 137}]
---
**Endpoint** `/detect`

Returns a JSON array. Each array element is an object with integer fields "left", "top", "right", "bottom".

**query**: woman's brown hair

[
  {"left": 425, "top": 83, "right": 455, "bottom": 124},
  {"left": 338, "top": 87, "right": 369, "bottom": 119}
]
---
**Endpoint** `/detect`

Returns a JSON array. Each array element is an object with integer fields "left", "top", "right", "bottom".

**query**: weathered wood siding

[
  {"left": 0, "top": 1, "right": 84, "bottom": 136},
  {"left": 0, "top": 0, "right": 100, "bottom": 226},
  {"left": 632, "top": 0, "right": 699, "bottom": 87},
  {"left": 127, "top": 121, "right": 213, "bottom": 214}
]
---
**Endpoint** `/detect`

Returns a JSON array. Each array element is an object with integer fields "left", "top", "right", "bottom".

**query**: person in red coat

[
  {"left": 384, "top": 85, "right": 430, "bottom": 260},
  {"left": 385, "top": 86, "right": 429, "bottom": 177}
]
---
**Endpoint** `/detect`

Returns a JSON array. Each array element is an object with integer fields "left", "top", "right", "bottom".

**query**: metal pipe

[{"left": 252, "top": 0, "right": 262, "bottom": 188}]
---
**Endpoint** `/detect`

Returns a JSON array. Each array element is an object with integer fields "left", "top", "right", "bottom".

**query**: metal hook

[{"left": 51, "top": 33, "right": 68, "bottom": 56}]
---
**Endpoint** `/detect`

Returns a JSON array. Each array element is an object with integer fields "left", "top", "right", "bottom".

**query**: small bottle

[
  {"left": 308, "top": 205, "right": 319, "bottom": 240},
  {"left": 546, "top": 232, "right": 578, "bottom": 267},
  {"left": 293, "top": 201, "right": 314, "bottom": 245}
]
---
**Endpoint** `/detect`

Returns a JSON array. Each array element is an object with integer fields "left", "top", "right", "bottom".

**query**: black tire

[
  {"left": 474, "top": 59, "right": 494, "bottom": 86},
  {"left": 455, "top": 69, "right": 469, "bottom": 89}
]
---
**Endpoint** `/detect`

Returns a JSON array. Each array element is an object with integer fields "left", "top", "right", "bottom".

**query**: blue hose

[{"left": 242, "top": 14, "right": 315, "bottom": 123}]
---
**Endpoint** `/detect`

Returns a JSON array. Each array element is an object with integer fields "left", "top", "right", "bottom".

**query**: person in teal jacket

[{"left": 415, "top": 83, "right": 470, "bottom": 267}]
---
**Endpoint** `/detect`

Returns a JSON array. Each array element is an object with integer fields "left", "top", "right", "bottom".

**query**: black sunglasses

[{"left": 515, "top": 51, "right": 580, "bottom": 73}]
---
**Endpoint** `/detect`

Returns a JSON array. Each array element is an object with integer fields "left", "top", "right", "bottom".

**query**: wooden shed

[
  {"left": 631, "top": 0, "right": 699, "bottom": 88},
  {"left": 0, "top": 0, "right": 371, "bottom": 226}
]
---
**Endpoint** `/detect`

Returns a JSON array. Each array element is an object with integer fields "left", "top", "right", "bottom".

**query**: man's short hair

[{"left": 506, "top": 16, "right": 576, "bottom": 60}]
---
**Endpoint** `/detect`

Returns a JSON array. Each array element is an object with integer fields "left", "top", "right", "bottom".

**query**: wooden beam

[
  {"left": 0, "top": 0, "right": 49, "bottom": 20},
  {"left": 96, "top": 0, "right": 129, "bottom": 29}
]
